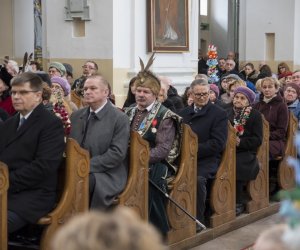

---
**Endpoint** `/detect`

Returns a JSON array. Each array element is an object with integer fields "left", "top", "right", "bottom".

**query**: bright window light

[{"left": 200, "top": 0, "right": 208, "bottom": 16}]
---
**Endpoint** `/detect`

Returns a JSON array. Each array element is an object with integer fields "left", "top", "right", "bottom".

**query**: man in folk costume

[{"left": 125, "top": 54, "right": 182, "bottom": 235}]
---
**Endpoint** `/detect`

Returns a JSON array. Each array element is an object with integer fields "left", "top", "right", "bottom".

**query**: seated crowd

[{"left": 0, "top": 53, "right": 300, "bottom": 248}]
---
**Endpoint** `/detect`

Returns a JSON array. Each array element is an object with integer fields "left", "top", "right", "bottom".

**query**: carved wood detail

[
  {"left": 210, "top": 122, "right": 236, "bottom": 228},
  {"left": 278, "top": 112, "right": 297, "bottom": 190},
  {"left": 167, "top": 124, "right": 198, "bottom": 244},
  {"left": 247, "top": 116, "right": 269, "bottom": 213}
]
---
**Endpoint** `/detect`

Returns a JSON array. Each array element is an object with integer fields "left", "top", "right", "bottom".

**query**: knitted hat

[
  {"left": 135, "top": 53, "right": 161, "bottom": 96},
  {"left": 51, "top": 76, "right": 71, "bottom": 96},
  {"left": 285, "top": 83, "right": 300, "bottom": 97},
  {"left": 0, "top": 67, "right": 13, "bottom": 87},
  {"left": 234, "top": 86, "right": 256, "bottom": 104},
  {"left": 49, "top": 62, "right": 66, "bottom": 76},
  {"left": 210, "top": 84, "right": 220, "bottom": 97}
]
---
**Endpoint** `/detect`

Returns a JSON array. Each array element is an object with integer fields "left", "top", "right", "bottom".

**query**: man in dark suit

[
  {"left": 179, "top": 78, "right": 228, "bottom": 225},
  {"left": 70, "top": 75, "right": 130, "bottom": 209},
  {"left": 0, "top": 72, "right": 65, "bottom": 233}
]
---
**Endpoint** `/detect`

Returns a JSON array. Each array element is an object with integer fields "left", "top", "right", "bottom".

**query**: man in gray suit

[{"left": 70, "top": 75, "right": 130, "bottom": 209}]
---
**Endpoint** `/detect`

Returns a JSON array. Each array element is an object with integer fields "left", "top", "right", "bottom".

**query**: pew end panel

[
  {"left": 210, "top": 122, "right": 236, "bottom": 228},
  {"left": 247, "top": 116, "right": 269, "bottom": 213},
  {"left": 278, "top": 112, "right": 297, "bottom": 190},
  {"left": 115, "top": 131, "right": 150, "bottom": 221},
  {"left": 167, "top": 124, "right": 198, "bottom": 244},
  {"left": 0, "top": 162, "right": 9, "bottom": 250},
  {"left": 38, "top": 138, "right": 90, "bottom": 250}
]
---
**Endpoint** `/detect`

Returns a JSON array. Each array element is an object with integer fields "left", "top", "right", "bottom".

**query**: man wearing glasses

[
  {"left": 72, "top": 60, "right": 98, "bottom": 96},
  {"left": 179, "top": 78, "right": 228, "bottom": 227},
  {"left": 292, "top": 70, "right": 300, "bottom": 86},
  {"left": 0, "top": 72, "right": 65, "bottom": 233}
]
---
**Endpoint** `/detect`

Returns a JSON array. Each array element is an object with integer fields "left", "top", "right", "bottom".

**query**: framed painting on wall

[{"left": 147, "top": 0, "right": 189, "bottom": 52}]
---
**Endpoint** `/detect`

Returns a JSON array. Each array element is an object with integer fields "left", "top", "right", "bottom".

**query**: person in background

[
  {"left": 0, "top": 67, "right": 15, "bottom": 116},
  {"left": 158, "top": 79, "right": 176, "bottom": 112},
  {"left": 122, "top": 77, "right": 137, "bottom": 108},
  {"left": 63, "top": 63, "right": 74, "bottom": 85},
  {"left": 29, "top": 61, "right": 42, "bottom": 72},
  {"left": 283, "top": 83, "right": 300, "bottom": 128},
  {"left": 292, "top": 70, "right": 300, "bottom": 86},
  {"left": 6, "top": 60, "right": 19, "bottom": 77},
  {"left": 48, "top": 62, "right": 66, "bottom": 78},
  {"left": 209, "top": 83, "right": 223, "bottom": 106},
  {"left": 277, "top": 62, "right": 292, "bottom": 80},
  {"left": 181, "top": 86, "right": 193, "bottom": 107}
]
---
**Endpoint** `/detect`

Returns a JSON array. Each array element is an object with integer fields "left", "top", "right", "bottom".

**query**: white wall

[
  {"left": 294, "top": 0, "right": 300, "bottom": 67},
  {"left": 240, "top": 0, "right": 294, "bottom": 61},
  {"left": 13, "top": 0, "right": 34, "bottom": 58},
  {"left": 209, "top": 0, "right": 228, "bottom": 58},
  {"left": 113, "top": 0, "right": 199, "bottom": 94},
  {"left": 43, "top": 0, "right": 113, "bottom": 59}
]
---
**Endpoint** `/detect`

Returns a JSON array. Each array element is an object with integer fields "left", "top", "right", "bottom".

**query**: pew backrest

[{"left": 70, "top": 90, "right": 82, "bottom": 108}]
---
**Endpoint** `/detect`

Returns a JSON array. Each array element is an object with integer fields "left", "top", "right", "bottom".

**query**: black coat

[
  {"left": 179, "top": 102, "right": 228, "bottom": 178},
  {"left": 227, "top": 107, "right": 263, "bottom": 181},
  {"left": 0, "top": 104, "right": 65, "bottom": 223}
]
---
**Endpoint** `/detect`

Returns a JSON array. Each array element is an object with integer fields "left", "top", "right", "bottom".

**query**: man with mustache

[{"left": 125, "top": 56, "right": 182, "bottom": 236}]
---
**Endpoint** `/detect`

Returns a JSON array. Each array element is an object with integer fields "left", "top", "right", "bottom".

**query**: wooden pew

[
  {"left": 278, "top": 112, "right": 297, "bottom": 190},
  {"left": 167, "top": 124, "right": 198, "bottom": 244},
  {"left": 37, "top": 138, "right": 90, "bottom": 250},
  {"left": 209, "top": 122, "right": 236, "bottom": 228},
  {"left": 114, "top": 131, "right": 150, "bottom": 221},
  {"left": 0, "top": 162, "right": 9, "bottom": 250},
  {"left": 246, "top": 116, "right": 269, "bottom": 213},
  {"left": 70, "top": 90, "right": 82, "bottom": 108}
]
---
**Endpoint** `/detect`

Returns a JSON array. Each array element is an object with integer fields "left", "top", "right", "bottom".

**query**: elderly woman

[
  {"left": 227, "top": 87, "right": 263, "bottom": 215},
  {"left": 254, "top": 77, "right": 288, "bottom": 160},
  {"left": 284, "top": 83, "right": 300, "bottom": 128}
]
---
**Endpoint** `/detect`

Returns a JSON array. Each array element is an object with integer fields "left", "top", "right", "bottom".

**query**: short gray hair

[{"left": 190, "top": 78, "right": 209, "bottom": 90}]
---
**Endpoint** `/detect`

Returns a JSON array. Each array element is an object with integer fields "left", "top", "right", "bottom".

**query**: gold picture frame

[{"left": 147, "top": 0, "right": 189, "bottom": 53}]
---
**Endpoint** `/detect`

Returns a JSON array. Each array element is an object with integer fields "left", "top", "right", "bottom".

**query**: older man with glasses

[
  {"left": 72, "top": 60, "right": 98, "bottom": 96},
  {"left": 292, "top": 70, "right": 300, "bottom": 86},
  {"left": 179, "top": 78, "right": 228, "bottom": 228}
]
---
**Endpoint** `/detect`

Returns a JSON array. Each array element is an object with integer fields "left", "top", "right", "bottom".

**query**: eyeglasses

[
  {"left": 292, "top": 75, "right": 300, "bottom": 79},
  {"left": 193, "top": 92, "right": 209, "bottom": 98},
  {"left": 11, "top": 90, "right": 39, "bottom": 96}
]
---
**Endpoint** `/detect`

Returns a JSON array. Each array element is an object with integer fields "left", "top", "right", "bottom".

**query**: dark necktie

[
  {"left": 18, "top": 117, "right": 26, "bottom": 130},
  {"left": 80, "top": 112, "right": 96, "bottom": 147}
]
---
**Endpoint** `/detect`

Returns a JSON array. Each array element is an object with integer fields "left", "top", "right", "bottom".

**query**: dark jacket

[
  {"left": 253, "top": 94, "right": 288, "bottom": 159},
  {"left": 167, "top": 85, "right": 184, "bottom": 113},
  {"left": 226, "top": 107, "right": 263, "bottom": 180},
  {"left": 0, "top": 104, "right": 65, "bottom": 223},
  {"left": 179, "top": 102, "right": 228, "bottom": 178}
]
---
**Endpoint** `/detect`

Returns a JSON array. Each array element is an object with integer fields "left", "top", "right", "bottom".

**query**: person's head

[
  {"left": 244, "top": 63, "right": 255, "bottom": 76},
  {"left": 41, "top": 82, "right": 52, "bottom": 105},
  {"left": 254, "top": 224, "right": 288, "bottom": 250},
  {"left": 261, "top": 77, "right": 280, "bottom": 99},
  {"left": 209, "top": 84, "right": 219, "bottom": 103},
  {"left": 0, "top": 68, "right": 12, "bottom": 96},
  {"left": 51, "top": 76, "right": 71, "bottom": 97},
  {"left": 259, "top": 65, "right": 272, "bottom": 77},
  {"left": 63, "top": 63, "right": 74, "bottom": 83},
  {"left": 30, "top": 61, "right": 41, "bottom": 72},
  {"left": 82, "top": 60, "right": 98, "bottom": 77},
  {"left": 218, "top": 58, "right": 226, "bottom": 71},
  {"left": 190, "top": 78, "right": 210, "bottom": 108},
  {"left": 277, "top": 62, "right": 290, "bottom": 75},
  {"left": 10, "top": 72, "right": 43, "bottom": 116},
  {"left": 182, "top": 86, "right": 193, "bottom": 106},
  {"left": 6, "top": 60, "right": 19, "bottom": 76},
  {"left": 158, "top": 76, "right": 172, "bottom": 91},
  {"left": 124, "top": 77, "right": 137, "bottom": 106},
  {"left": 158, "top": 80, "right": 168, "bottom": 103},
  {"left": 195, "top": 74, "right": 208, "bottom": 81},
  {"left": 259, "top": 61, "right": 266, "bottom": 70},
  {"left": 284, "top": 83, "right": 300, "bottom": 104},
  {"left": 256, "top": 79, "right": 263, "bottom": 92},
  {"left": 233, "top": 86, "right": 256, "bottom": 109},
  {"left": 292, "top": 70, "right": 300, "bottom": 86},
  {"left": 83, "top": 74, "right": 110, "bottom": 110},
  {"left": 227, "top": 51, "right": 236, "bottom": 60},
  {"left": 224, "top": 74, "right": 246, "bottom": 99},
  {"left": 52, "top": 207, "right": 165, "bottom": 250},
  {"left": 285, "top": 73, "right": 293, "bottom": 84},
  {"left": 135, "top": 73, "right": 160, "bottom": 110},
  {"left": 225, "top": 59, "right": 236, "bottom": 72},
  {"left": 48, "top": 62, "right": 66, "bottom": 78}
]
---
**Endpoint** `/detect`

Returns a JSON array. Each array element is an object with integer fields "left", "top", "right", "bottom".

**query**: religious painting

[
  {"left": 34, "top": 0, "right": 43, "bottom": 63},
  {"left": 147, "top": 0, "right": 189, "bottom": 52}
]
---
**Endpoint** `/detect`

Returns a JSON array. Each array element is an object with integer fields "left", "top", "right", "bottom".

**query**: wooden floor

[{"left": 169, "top": 202, "right": 280, "bottom": 250}]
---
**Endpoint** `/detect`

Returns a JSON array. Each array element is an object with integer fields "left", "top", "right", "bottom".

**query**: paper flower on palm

[{"left": 206, "top": 45, "right": 219, "bottom": 84}]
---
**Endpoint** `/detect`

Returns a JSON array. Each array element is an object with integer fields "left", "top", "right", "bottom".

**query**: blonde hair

[
  {"left": 261, "top": 77, "right": 281, "bottom": 89},
  {"left": 227, "top": 79, "right": 246, "bottom": 91},
  {"left": 52, "top": 207, "right": 166, "bottom": 250}
]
